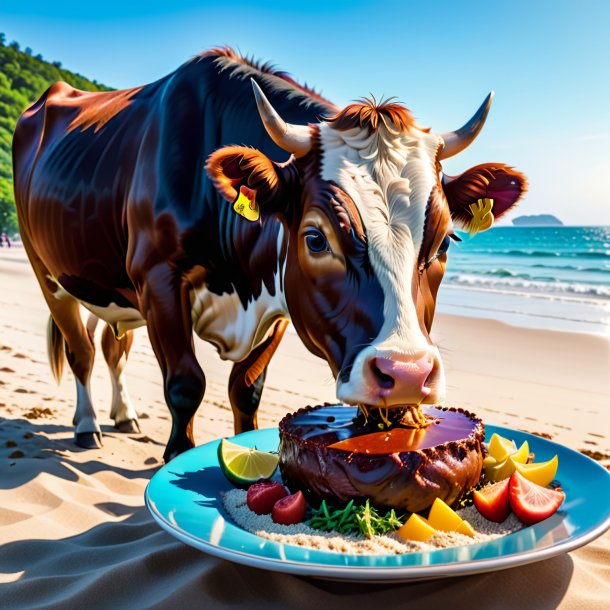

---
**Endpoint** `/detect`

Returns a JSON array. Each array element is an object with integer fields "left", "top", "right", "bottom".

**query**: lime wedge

[{"left": 217, "top": 438, "right": 279, "bottom": 487}]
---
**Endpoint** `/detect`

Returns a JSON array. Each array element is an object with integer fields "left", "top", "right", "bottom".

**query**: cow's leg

[
  {"left": 53, "top": 305, "right": 100, "bottom": 448},
  {"left": 20, "top": 236, "right": 102, "bottom": 449},
  {"left": 101, "top": 325, "right": 140, "bottom": 433},
  {"left": 228, "top": 319, "right": 288, "bottom": 434},
  {"left": 139, "top": 264, "right": 205, "bottom": 462}
]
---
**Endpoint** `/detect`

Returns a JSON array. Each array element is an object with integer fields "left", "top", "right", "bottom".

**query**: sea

[{"left": 437, "top": 225, "right": 610, "bottom": 335}]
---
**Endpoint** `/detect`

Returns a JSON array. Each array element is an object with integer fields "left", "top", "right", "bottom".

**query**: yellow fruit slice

[
  {"left": 489, "top": 441, "right": 531, "bottom": 482},
  {"left": 483, "top": 455, "right": 497, "bottom": 481},
  {"left": 513, "top": 455, "right": 559, "bottom": 487},
  {"left": 217, "top": 438, "right": 279, "bottom": 486},
  {"left": 488, "top": 433, "right": 517, "bottom": 462},
  {"left": 455, "top": 520, "right": 476, "bottom": 537},
  {"left": 427, "top": 498, "right": 463, "bottom": 532},
  {"left": 511, "top": 441, "right": 530, "bottom": 465},
  {"left": 396, "top": 514, "right": 436, "bottom": 542}
]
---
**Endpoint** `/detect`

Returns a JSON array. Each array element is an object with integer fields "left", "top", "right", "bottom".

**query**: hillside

[{"left": 0, "top": 35, "right": 111, "bottom": 235}]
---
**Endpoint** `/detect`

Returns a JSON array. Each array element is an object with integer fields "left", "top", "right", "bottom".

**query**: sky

[{"left": 2, "top": 0, "right": 609, "bottom": 226}]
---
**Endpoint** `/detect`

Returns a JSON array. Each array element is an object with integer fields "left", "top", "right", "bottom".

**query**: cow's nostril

[
  {"left": 370, "top": 359, "right": 395, "bottom": 390},
  {"left": 424, "top": 357, "right": 439, "bottom": 390}
]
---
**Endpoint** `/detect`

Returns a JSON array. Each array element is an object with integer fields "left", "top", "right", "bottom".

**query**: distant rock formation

[{"left": 512, "top": 214, "right": 564, "bottom": 226}]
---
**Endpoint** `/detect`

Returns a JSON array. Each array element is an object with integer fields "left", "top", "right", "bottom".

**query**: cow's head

[{"left": 207, "top": 81, "right": 527, "bottom": 410}]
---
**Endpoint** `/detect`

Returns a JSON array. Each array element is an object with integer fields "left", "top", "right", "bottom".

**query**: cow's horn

[
  {"left": 438, "top": 92, "right": 493, "bottom": 160},
  {"left": 251, "top": 79, "right": 312, "bottom": 158}
]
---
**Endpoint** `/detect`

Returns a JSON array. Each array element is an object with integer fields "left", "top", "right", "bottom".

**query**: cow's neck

[
  {"left": 190, "top": 220, "right": 289, "bottom": 361},
  {"left": 180, "top": 54, "right": 332, "bottom": 360}
]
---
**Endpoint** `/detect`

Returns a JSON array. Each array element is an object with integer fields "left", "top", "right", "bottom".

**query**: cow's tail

[{"left": 47, "top": 315, "right": 65, "bottom": 384}]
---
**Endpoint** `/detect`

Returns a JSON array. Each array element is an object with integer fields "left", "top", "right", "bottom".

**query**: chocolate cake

[{"left": 278, "top": 404, "right": 485, "bottom": 512}]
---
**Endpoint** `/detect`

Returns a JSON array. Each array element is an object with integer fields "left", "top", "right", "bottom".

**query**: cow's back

[
  {"left": 13, "top": 79, "right": 166, "bottom": 304},
  {"left": 12, "top": 51, "right": 335, "bottom": 312}
]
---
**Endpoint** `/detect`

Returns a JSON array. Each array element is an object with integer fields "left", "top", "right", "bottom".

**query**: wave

[
  {"left": 530, "top": 263, "right": 610, "bottom": 274},
  {"left": 456, "top": 248, "right": 610, "bottom": 258},
  {"left": 452, "top": 268, "right": 609, "bottom": 282},
  {"left": 444, "top": 273, "right": 610, "bottom": 299},
  {"left": 487, "top": 268, "right": 520, "bottom": 277}
]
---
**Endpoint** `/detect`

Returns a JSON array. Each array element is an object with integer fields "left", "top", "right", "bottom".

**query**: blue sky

[{"left": 2, "top": 0, "right": 609, "bottom": 225}]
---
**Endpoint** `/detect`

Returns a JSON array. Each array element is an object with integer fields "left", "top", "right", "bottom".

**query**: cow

[{"left": 12, "top": 48, "right": 526, "bottom": 461}]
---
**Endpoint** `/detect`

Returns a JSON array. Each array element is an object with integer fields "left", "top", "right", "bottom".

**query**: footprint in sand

[
  {"left": 1, "top": 366, "right": 15, "bottom": 373},
  {"left": 579, "top": 448, "right": 610, "bottom": 462},
  {"left": 23, "top": 407, "right": 54, "bottom": 419},
  {"left": 524, "top": 430, "right": 554, "bottom": 440},
  {"left": 13, "top": 353, "right": 27, "bottom": 359}
]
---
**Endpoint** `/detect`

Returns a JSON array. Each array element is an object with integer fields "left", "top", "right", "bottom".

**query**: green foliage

[{"left": 0, "top": 35, "right": 112, "bottom": 235}]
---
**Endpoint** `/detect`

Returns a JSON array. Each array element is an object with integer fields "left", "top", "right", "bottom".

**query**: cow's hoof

[
  {"left": 75, "top": 432, "right": 103, "bottom": 449},
  {"left": 115, "top": 419, "right": 140, "bottom": 434},
  {"left": 163, "top": 440, "right": 195, "bottom": 463}
]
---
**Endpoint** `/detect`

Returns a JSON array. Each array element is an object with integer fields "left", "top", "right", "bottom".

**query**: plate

[{"left": 145, "top": 424, "right": 610, "bottom": 582}]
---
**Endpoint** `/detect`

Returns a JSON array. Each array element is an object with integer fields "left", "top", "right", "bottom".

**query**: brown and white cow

[{"left": 12, "top": 48, "right": 526, "bottom": 461}]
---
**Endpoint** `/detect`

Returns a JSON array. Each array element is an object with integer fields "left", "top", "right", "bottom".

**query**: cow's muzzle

[{"left": 336, "top": 347, "right": 444, "bottom": 407}]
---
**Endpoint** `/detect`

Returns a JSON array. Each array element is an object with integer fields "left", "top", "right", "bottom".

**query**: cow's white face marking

[
  {"left": 190, "top": 225, "right": 288, "bottom": 361},
  {"left": 318, "top": 122, "right": 446, "bottom": 403}
]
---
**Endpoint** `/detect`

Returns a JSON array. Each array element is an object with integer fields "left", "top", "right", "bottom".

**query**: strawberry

[
  {"left": 509, "top": 470, "right": 565, "bottom": 525},
  {"left": 473, "top": 479, "right": 511, "bottom": 522},
  {"left": 271, "top": 491, "right": 307, "bottom": 525},
  {"left": 246, "top": 479, "right": 288, "bottom": 515}
]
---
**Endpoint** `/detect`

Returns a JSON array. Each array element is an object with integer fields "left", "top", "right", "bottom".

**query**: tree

[{"left": 0, "top": 39, "right": 111, "bottom": 237}]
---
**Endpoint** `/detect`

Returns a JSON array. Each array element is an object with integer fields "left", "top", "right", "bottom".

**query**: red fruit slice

[
  {"left": 509, "top": 470, "right": 565, "bottom": 525},
  {"left": 271, "top": 491, "right": 307, "bottom": 525},
  {"left": 473, "top": 479, "right": 511, "bottom": 523},
  {"left": 246, "top": 479, "right": 288, "bottom": 515}
]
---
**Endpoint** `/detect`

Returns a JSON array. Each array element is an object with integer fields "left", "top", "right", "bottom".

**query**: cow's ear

[
  {"left": 206, "top": 146, "right": 289, "bottom": 219},
  {"left": 443, "top": 164, "right": 528, "bottom": 234}
]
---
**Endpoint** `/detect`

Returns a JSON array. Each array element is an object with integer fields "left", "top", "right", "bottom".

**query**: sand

[{"left": 0, "top": 245, "right": 609, "bottom": 609}]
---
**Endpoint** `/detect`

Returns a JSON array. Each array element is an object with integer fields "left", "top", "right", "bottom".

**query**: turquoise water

[{"left": 437, "top": 226, "right": 610, "bottom": 334}]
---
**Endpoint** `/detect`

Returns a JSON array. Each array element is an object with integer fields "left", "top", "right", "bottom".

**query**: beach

[{"left": 1, "top": 245, "right": 609, "bottom": 609}]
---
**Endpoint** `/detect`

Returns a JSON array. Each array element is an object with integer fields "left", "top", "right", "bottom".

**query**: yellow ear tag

[
  {"left": 233, "top": 186, "right": 259, "bottom": 222},
  {"left": 468, "top": 197, "right": 494, "bottom": 234}
]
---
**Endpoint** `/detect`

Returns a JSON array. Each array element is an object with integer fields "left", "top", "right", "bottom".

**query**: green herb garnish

[{"left": 307, "top": 499, "right": 405, "bottom": 539}]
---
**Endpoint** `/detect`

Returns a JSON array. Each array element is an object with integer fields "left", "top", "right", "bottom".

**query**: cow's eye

[{"left": 304, "top": 228, "right": 331, "bottom": 254}]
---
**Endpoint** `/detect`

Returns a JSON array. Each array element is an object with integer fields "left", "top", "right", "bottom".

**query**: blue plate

[{"left": 145, "top": 425, "right": 610, "bottom": 582}]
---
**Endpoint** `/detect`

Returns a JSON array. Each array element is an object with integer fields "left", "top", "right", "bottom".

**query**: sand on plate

[{"left": 0, "top": 246, "right": 609, "bottom": 609}]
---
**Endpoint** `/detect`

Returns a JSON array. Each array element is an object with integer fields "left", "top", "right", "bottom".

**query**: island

[{"left": 512, "top": 214, "right": 564, "bottom": 226}]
